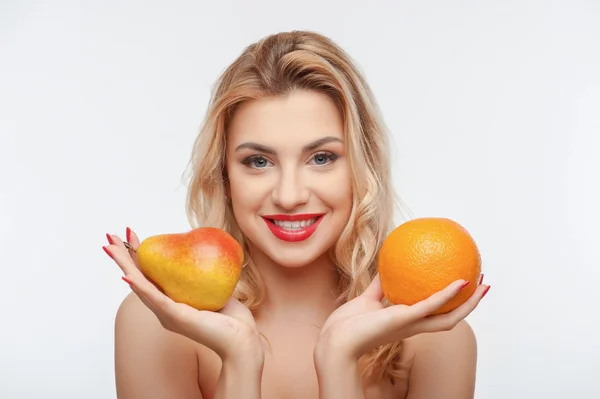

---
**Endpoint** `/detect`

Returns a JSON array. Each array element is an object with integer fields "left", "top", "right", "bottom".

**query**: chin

[{"left": 264, "top": 244, "right": 329, "bottom": 269}]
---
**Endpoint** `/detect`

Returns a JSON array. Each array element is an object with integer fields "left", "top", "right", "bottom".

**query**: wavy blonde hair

[{"left": 183, "top": 30, "right": 412, "bottom": 384}]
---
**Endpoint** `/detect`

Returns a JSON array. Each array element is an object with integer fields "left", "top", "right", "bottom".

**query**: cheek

[
  {"left": 227, "top": 164, "right": 247, "bottom": 200},
  {"left": 313, "top": 169, "right": 353, "bottom": 212},
  {"left": 228, "top": 171, "right": 269, "bottom": 212}
]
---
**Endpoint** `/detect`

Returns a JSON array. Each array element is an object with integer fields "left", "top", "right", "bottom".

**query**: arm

[
  {"left": 115, "top": 292, "right": 203, "bottom": 398},
  {"left": 405, "top": 320, "right": 478, "bottom": 399},
  {"left": 214, "top": 355, "right": 264, "bottom": 399},
  {"left": 313, "top": 275, "right": 488, "bottom": 399},
  {"left": 314, "top": 320, "right": 478, "bottom": 399},
  {"left": 313, "top": 343, "right": 365, "bottom": 399},
  {"left": 108, "top": 230, "right": 264, "bottom": 399},
  {"left": 115, "top": 293, "right": 264, "bottom": 399}
]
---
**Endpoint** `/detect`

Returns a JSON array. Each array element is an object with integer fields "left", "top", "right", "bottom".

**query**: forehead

[{"left": 227, "top": 90, "right": 344, "bottom": 147}]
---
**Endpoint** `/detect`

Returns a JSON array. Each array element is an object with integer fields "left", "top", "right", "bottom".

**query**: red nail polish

[
  {"left": 478, "top": 274, "right": 484, "bottom": 285},
  {"left": 482, "top": 285, "right": 491, "bottom": 298},
  {"left": 126, "top": 227, "right": 131, "bottom": 243},
  {"left": 459, "top": 280, "right": 470, "bottom": 291},
  {"left": 122, "top": 276, "right": 134, "bottom": 286},
  {"left": 106, "top": 233, "right": 114, "bottom": 245},
  {"left": 102, "top": 246, "right": 113, "bottom": 259}
]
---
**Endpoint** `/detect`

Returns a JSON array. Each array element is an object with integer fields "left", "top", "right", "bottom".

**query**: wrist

[
  {"left": 215, "top": 352, "right": 264, "bottom": 399},
  {"left": 314, "top": 330, "right": 356, "bottom": 366},
  {"left": 220, "top": 330, "right": 265, "bottom": 365},
  {"left": 225, "top": 352, "right": 264, "bottom": 370},
  {"left": 314, "top": 350, "right": 357, "bottom": 378},
  {"left": 313, "top": 345, "right": 364, "bottom": 399},
  {"left": 222, "top": 340, "right": 265, "bottom": 369},
  {"left": 222, "top": 354, "right": 264, "bottom": 375}
]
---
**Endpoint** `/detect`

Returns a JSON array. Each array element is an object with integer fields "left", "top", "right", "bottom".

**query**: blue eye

[
  {"left": 242, "top": 155, "right": 272, "bottom": 169},
  {"left": 241, "top": 152, "right": 338, "bottom": 169},
  {"left": 311, "top": 152, "right": 337, "bottom": 166}
]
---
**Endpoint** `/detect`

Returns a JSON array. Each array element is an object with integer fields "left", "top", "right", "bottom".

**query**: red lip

[
  {"left": 262, "top": 213, "right": 325, "bottom": 221},
  {"left": 262, "top": 214, "right": 325, "bottom": 242}
]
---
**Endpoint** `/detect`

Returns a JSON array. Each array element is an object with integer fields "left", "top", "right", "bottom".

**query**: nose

[{"left": 271, "top": 165, "right": 309, "bottom": 210}]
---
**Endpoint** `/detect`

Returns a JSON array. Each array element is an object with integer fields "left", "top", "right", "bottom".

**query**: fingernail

[
  {"left": 106, "top": 233, "right": 114, "bottom": 245},
  {"left": 102, "top": 246, "right": 114, "bottom": 259},
  {"left": 459, "top": 280, "right": 470, "bottom": 291},
  {"left": 126, "top": 227, "right": 131, "bottom": 242},
  {"left": 122, "top": 276, "right": 134, "bottom": 286},
  {"left": 482, "top": 285, "right": 491, "bottom": 298},
  {"left": 478, "top": 274, "right": 484, "bottom": 285}
]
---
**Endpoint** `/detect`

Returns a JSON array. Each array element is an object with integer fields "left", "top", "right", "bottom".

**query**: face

[{"left": 225, "top": 89, "right": 353, "bottom": 268}]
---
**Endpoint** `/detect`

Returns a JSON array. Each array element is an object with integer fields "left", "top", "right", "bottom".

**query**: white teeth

[{"left": 273, "top": 218, "right": 318, "bottom": 230}]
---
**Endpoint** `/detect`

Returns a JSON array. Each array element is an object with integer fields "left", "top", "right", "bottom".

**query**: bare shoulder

[
  {"left": 401, "top": 320, "right": 478, "bottom": 399},
  {"left": 114, "top": 292, "right": 207, "bottom": 399},
  {"left": 405, "top": 319, "right": 477, "bottom": 355}
]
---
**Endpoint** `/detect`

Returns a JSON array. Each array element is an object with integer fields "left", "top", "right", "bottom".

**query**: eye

[
  {"left": 242, "top": 155, "right": 273, "bottom": 169},
  {"left": 310, "top": 152, "right": 338, "bottom": 166}
]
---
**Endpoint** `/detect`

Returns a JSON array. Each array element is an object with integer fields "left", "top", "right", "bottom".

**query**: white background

[{"left": 1, "top": 1, "right": 599, "bottom": 398}]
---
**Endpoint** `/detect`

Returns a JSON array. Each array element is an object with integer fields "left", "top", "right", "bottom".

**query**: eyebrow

[{"left": 235, "top": 136, "right": 343, "bottom": 155}]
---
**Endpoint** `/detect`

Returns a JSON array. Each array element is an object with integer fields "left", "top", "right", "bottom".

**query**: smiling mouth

[
  {"left": 267, "top": 217, "right": 319, "bottom": 230},
  {"left": 261, "top": 214, "right": 325, "bottom": 242}
]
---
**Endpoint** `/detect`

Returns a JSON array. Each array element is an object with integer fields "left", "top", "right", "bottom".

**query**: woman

[{"left": 103, "top": 30, "right": 491, "bottom": 399}]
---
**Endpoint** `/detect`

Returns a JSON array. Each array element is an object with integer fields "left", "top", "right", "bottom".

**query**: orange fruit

[{"left": 378, "top": 217, "right": 481, "bottom": 315}]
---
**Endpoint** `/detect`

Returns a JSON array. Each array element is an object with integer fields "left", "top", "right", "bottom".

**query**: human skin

[{"left": 105, "top": 89, "right": 489, "bottom": 399}]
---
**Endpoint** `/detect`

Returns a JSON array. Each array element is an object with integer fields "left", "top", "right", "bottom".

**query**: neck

[{"left": 249, "top": 249, "right": 342, "bottom": 327}]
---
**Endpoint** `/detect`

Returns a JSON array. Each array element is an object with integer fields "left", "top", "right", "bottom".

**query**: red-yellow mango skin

[{"left": 136, "top": 227, "right": 244, "bottom": 311}]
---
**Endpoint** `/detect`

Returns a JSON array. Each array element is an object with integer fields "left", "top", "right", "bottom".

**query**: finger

[
  {"left": 105, "top": 233, "right": 127, "bottom": 254},
  {"left": 124, "top": 273, "right": 177, "bottom": 316},
  {"left": 104, "top": 238, "right": 144, "bottom": 279},
  {"left": 361, "top": 273, "right": 384, "bottom": 302},
  {"left": 126, "top": 276, "right": 255, "bottom": 358},
  {"left": 125, "top": 227, "right": 140, "bottom": 267},
  {"left": 109, "top": 236, "right": 167, "bottom": 292},
  {"left": 368, "top": 279, "right": 468, "bottom": 337},
  {"left": 106, "top": 233, "right": 133, "bottom": 262},
  {"left": 478, "top": 273, "right": 484, "bottom": 285},
  {"left": 407, "top": 284, "right": 490, "bottom": 335},
  {"left": 408, "top": 279, "right": 470, "bottom": 319},
  {"left": 123, "top": 277, "right": 162, "bottom": 315}
]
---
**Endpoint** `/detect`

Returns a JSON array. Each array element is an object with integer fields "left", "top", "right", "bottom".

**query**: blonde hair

[{"left": 184, "top": 30, "right": 412, "bottom": 384}]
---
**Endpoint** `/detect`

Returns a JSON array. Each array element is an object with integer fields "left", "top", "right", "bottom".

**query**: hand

[
  {"left": 316, "top": 273, "right": 490, "bottom": 361},
  {"left": 103, "top": 228, "right": 263, "bottom": 363}
]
